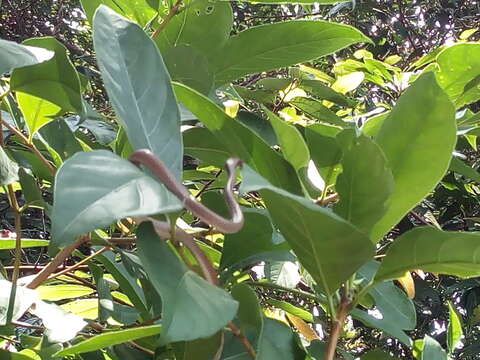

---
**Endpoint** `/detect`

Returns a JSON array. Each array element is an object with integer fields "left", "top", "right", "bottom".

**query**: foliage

[{"left": 0, "top": 1, "right": 480, "bottom": 360}]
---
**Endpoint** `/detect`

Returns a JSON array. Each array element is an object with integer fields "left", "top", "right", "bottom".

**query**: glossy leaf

[
  {"left": 421, "top": 336, "right": 447, "bottom": 360},
  {"left": 221, "top": 211, "right": 293, "bottom": 278},
  {"left": 136, "top": 222, "right": 238, "bottom": 343},
  {"left": 436, "top": 43, "right": 480, "bottom": 107},
  {"left": 81, "top": 0, "right": 157, "bottom": 26},
  {"left": 0, "top": 38, "right": 53, "bottom": 74},
  {"left": 376, "top": 226, "right": 480, "bottom": 282},
  {"left": 54, "top": 325, "right": 162, "bottom": 356},
  {"left": 174, "top": 83, "right": 302, "bottom": 195},
  {"left": 266, "top": 109, "right": 310, "bottom": 171},
  {"left": 213, "top": 21, "right": 371, "bottom": 85},
  {"left": 447, "top": 300, "right": 463, "bottom": 353},
  {"left": 183, "top": 127, "right": 230, "bottom": 167},
  {"left": 241, "top": 166, "right": 374, "bottom": 296},
  {"left": 0, "top": 146, "right": 19, "bottom": 185},
  {"left": 16, "top": 92, "right": 61, "bottom": 139},
  {"left": 93, "top": 6, "right": 183, "bottom": 179},
  {"left": 450, "top": 155, "right": 480, "bottom": 183},
  {"left": 290, "top": 97, "right": 347, "bottom": 127},
  {"left": 335, "top": 134, "right": 394, "bottom": 234},
  {"left": 37, "top": 284, "right": 95, "bottom": 301},
  {"left": 11, "top": 37, "right": 82, "bottom": 113},
  {"left": 352, "top": 261, "right": 415, "bottom": 345},
  {"left": 51, "top": 150, "right": 181, "bottom": 248},
  {"left": 371, "top": 72, "right": 456, "bottom": 241}
]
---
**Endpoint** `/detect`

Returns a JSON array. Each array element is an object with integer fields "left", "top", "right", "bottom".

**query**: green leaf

[
  {"left": 81, "top": 0, "right": 157, "bottom": 26},
  {"left": 37, "top": 284, "right": 95, "bottom": 301},
  {"left": 51, "top": 150, "right": 181, "bottom": 248},
  {"left": 54, "top": 325, "right": 162, "bottom": 357},
  {"left": 11, "top": 37, "right": 83, "bottom": 113},
  {"left": 231, "top": 283, "right": 263, "bottom": 332},
  {"left": 371, "top": 72, "right": 456, "bottom": 241},
  {"left": 60, "top": 298, "right": 98, "bottom": 319},
  {"left": 0, "top": 146, "right": 19, "bottom": 185},
  {"left": 220, "top": 211, "right": 293, "bottom": 278},
  {"left": 290, "top": 97, "right": 347, "bottom": 127},
  {"left": 376, "top": 226, "right": 480, "bottom": 282},
  {"left": 213, "top": 21, "right": 371, "bottom": 86},
  {"left": 18, "top": 168, "right": 46, "bottom": 208},
  {"left": 163, "top": 45, "right": 213, "bottom": 94},
  {"left": 93, "top": 6, "right": 183, "bottom": 179},
  {"left": 257, "top": 318, "right": 305, "bottom": 359},
  {"left": 335, "top": 134, "right": 394, "bottom": 234},
  {"left": 39, "top": 118, "right": 83, "bottom": 160},
  {"left": 421, "top": 336, "right": 447, "bottom": 360},
  {"left": 16, "top": 93, "right": 62, "bottom": 139},
  {"left": 305, "top": 124, "right": 342, "bottom": 189},
  {"left": 298, "top": 79, "right": 355, "bottom": 107},
  {"left": 241, "top": 166, "right": 374, "bottom": 296},
  {"left": 243, "top": 0, "right": 348, "bottom": 4},
  {"left": 136, "top": 222, "right": 238, "bottom": 343},
  {"left": 0, "top": 38, "right": 53, "bottom": 74},
  {"left": 0, "top": 239, "right": 49, "bottom": 250},
  {"left": 174, "top": 83, "right": 302, "bottom": 195},
  {"left": 266, "top": 109, "right": 310, "bottom": 171},
  {"left": 361, "top": 349, "right": 396, "bottom": 360},
  {"left": 95, "top": 251, "right": 149, "bottom": 318},
  {"left": 173, "top": 333, "right": 224, "bottom": 360},
  {"left": 183, "top": 127, "right": 230, "bottom": 167},
  {"left": 436, "top": 43, "right": 480, "bottom": 107},
  {"left": 449, "top": 157, "right": 480, "bottom": 183},
  {"left": 447, "top": 300, "right": 463, "bottom": 353},
  {"left": 352, "top": 261, "right": 415, "bottom": 346}
]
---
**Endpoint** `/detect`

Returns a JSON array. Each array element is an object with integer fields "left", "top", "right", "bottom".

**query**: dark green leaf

[
  {"left": 51, "top": 150, "right": 181, "bottom": 248},
  {"left": 54, "top": 325, "right": 162, "bottom": 356},
  {"left": 174, "top": 83, "right": 302, "bottom": 195},
  {"left": 0, "top": 146, "right": 18, "bottom": 185},
  {"left": 93, "top": 6, "right": 183, "bottom": 179},
  {"left": 290, "top": 97, "right": 347, "bottom": 127},
  {"left": 0, "top": 38, "right": 53, "bottom": 74},
  {"left": 421, "top": 336, "right": 447, "bottom": 360},
  {"left": 335, "top": 134, "right": 394, "bottom": 234},
  {"left": 371, "top": 72, "right": 456, "bottom": 241},
  {"left": 213, "top": 21, "right": 371, "bottom": 86},
  {"left": 136, "top": 222, "right": 238, "bottom": 342},
  {"left": 241, "top": 166, "right": 374, "bottom": 296},
  {"left": 376, "top": 226, "right": 480, "bottom": 282}
]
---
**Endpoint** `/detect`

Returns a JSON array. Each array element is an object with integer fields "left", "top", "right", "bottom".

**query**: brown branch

[
  {"left": 324, "top": 295, "right": 351, "bottom": 360},
  {"left": 26, "top": 235, "right": 89, "bottom": 289},
  {"left": 227, "top": 322, "right": 257, "bottom": 359},
  {"left": 151, "top": 0, "right": 183, "bottom": 39},
  {"left": 0, "top": 118, "right": 56, "bottom": 176}
]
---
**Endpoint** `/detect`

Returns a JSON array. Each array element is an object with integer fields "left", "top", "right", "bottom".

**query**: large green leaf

[
  {"left": 241, "top": 166, "right": 374, "bottom": 296},
  {"left": 371, "top": 72, "right": 456, "bottom": 241},
  {"left": 220, "top": 211, "right": 293, "bottom": 277},
  {"left": 155, "top": 0, "right": 232, "bottom": 77},
  {"left": 266, "top": 109, "right": 309, "bottom": 171},
  {"left": 447, "top": 300, "right": 463, "bottom": 353},
  {"left": 376, "top": 226, "right": 480, "bottom": 282},
  {"left": 0, "top": 146, "right": 19, "bottom": 185},
  {"left": 183, "top": 127, "right": 230, "bottom": 167},
  {"left": 212, "top": 20, "right": 371, "bottom": 86},
  {"left": 0, "top": 38, "right": 53, "bottom": 74},
  {"left": 81, "top": 0, "right": 157, "bottom": 26},
  {"left": 11, "top": 37, "right": 82, "bottom": 113},
  {"left": 421, "top": 336, "right": 447, "bottom": 360},
  {"left": 436, "top": 43, "right": 480, "bottom": 107},
  {"left": 335, "top": 134, "right": 394, "bottom": 234},
  {"left": 136, "top": 222, "right": 238, "bottom": 343},
  {"left": 174, "top": 83, "right": 302, "bottom": 195},
  {"left": 54, "top": 325, "right": 162, "bottom": 356},
  {"left": 93, "top": 6, "right": 183, "bottom": 179},
  {"left": 51, "top": 150, "right": 181, "bottom": 248},
  {"left": 352, "top": 261, "right": 415, "bottom": 346},
  {"left": 290, "top": 97, "right": 347, "bottom": 127}
]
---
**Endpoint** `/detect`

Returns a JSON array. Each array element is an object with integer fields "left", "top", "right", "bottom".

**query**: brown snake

[{"left": 129, "top": 149, "right": 244, "bottom": 234}]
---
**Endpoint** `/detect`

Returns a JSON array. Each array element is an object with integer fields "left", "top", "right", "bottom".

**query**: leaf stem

[
  {"left": 151, "top": 0, "right": 183, "bottom": 40},
  {"left": 0, "top": 117, "right": 56, "bottom": 176},
  {"left": 5, "top": 185, "right": 22, "bottom": 324},
  {"left": 324, "top": 295, "right": 351, "bottom": 360},
  {"left": 26, "top": 235, "right": 89, "bottom": 289}
]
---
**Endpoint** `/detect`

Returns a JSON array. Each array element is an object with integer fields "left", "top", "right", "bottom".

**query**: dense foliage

[{"left": 0, "top": 1, "right": 480, "bottom": 359}]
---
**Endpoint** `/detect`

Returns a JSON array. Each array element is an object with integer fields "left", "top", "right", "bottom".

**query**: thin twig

[
  {"left": 227, "top": 322, "right": 257, "bottom": 359},
  {"left": 151, "top": 0, "right": 183, "bottom": 39},
  {"left": 48, "top": 246, "right": 111, "bottom": 281},
  {"left": 26, "top": 235, "right": 89, "bottom": 289},
  {"left": 0, "top": 118, "right": 56, "bottom": 176}
]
